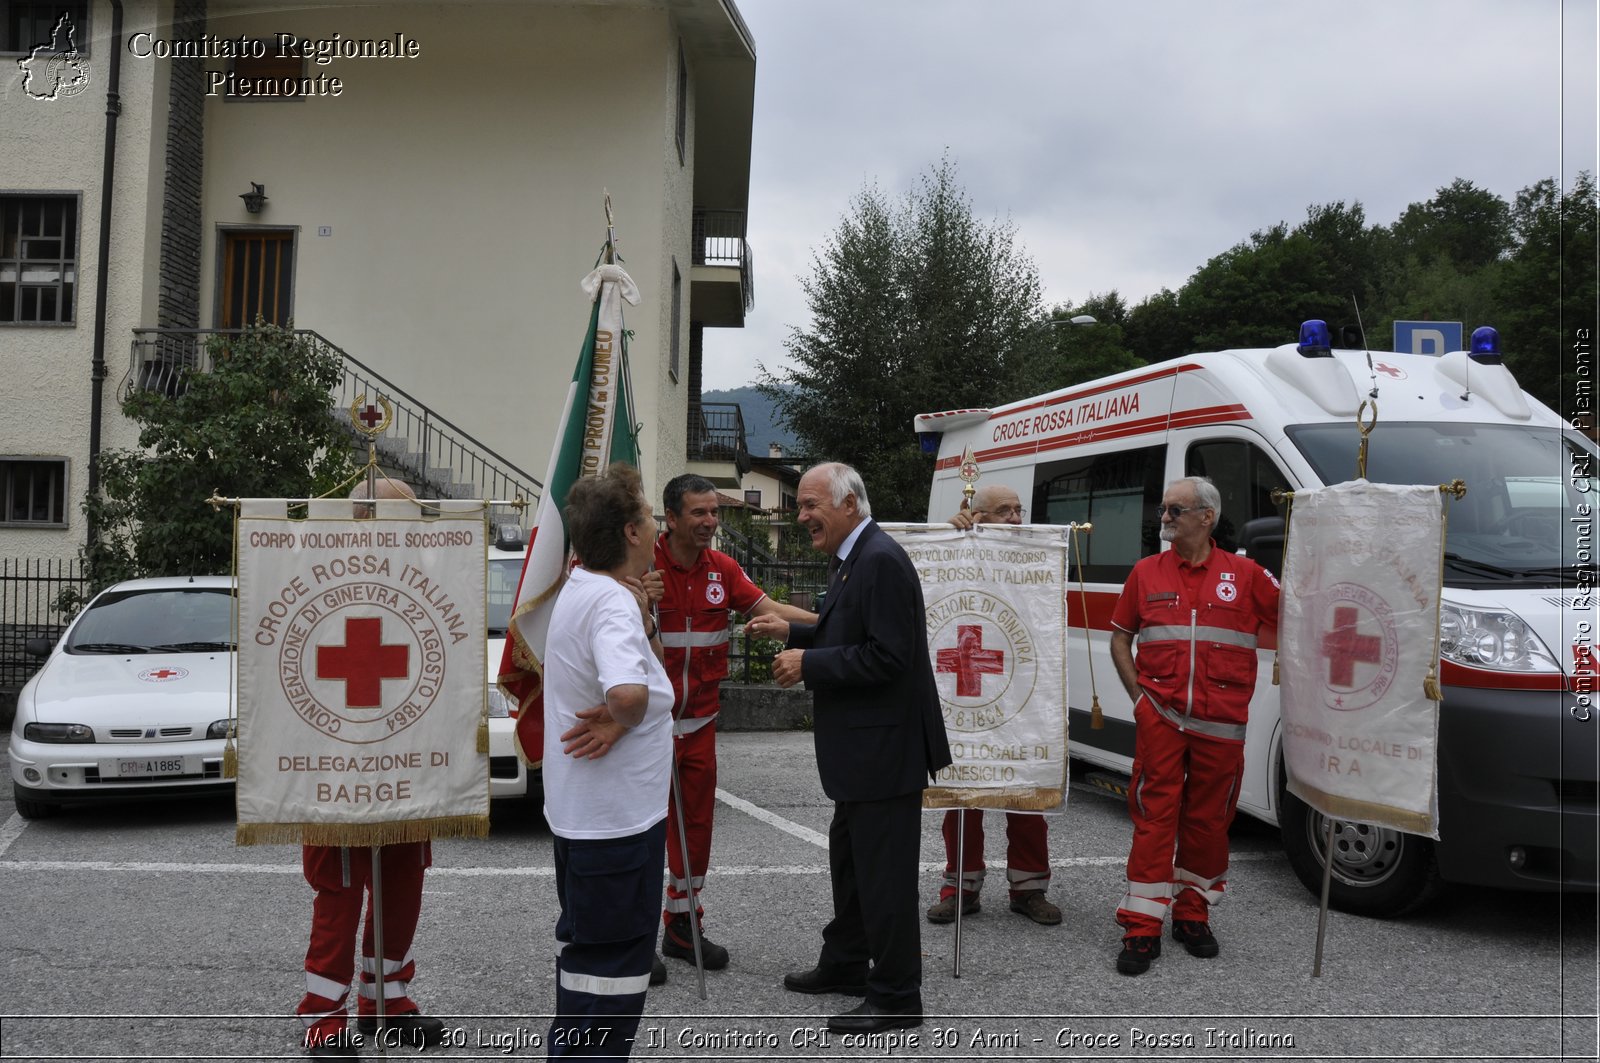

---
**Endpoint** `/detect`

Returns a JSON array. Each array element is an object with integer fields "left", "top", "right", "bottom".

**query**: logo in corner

[{"left": 19, "top": 12, "right": 91, "bottom": 101}]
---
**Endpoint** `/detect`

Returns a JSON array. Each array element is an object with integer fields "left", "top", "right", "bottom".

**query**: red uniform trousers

[
  {"left": 938, "top": 809, "right": 1050, "bottom": 900},
  {"left": 1115, "top": 699, "right": 1243, "bottom": 938},
  {"left": 297, "top": 842, "right": 431, "bottom": 1046},
  {"left": 663, "top": 721, "right": 717, "bottom": 923}
]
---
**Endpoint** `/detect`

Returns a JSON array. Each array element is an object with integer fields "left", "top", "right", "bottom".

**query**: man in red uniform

[
  {"left": 927, "top": 484, "right": 1061, "bottom": 927},
  {"left": 296, "top": 479, "right": 445, "bottom": 1058},
  {"left": 1108, "top": 476, "right": 1280, "bottom": 976},
  {"left": 655, "top": 474, "right": 816, "bottom": 971}
]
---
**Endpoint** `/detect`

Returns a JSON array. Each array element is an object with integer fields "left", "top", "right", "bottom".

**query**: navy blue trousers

[{"left": 549, "top": 819, "right": 666, "bottom": 1060}]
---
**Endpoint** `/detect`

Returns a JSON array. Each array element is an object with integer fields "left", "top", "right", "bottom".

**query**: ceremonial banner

[
  {"left": 886, "top": 523, "right": 1070, "bottom": 811},
  {"left": 498, "top": 260, "right": 641, "bottom": 766},
  {"left": 1279, "top": 481, "right": 1444, "bottom": 837},
  {"left": 236, "top": 496, "right": 489, "bottom": 845}
]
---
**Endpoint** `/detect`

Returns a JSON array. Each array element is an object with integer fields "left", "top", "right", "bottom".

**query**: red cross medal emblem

[
  {"left": 139, "top": 666, "right": 188, "bottom": 682},
  {"left": 1317, "top": 582, "right": 1400, "bottom": 711},
  {"left": 277, "top": 580, "right": 451, "bottom": 743},
  {"left": 927, "top": 590, "right": 1037, "bottom": 733}
]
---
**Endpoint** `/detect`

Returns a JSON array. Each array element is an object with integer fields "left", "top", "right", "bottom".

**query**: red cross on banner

[
  {"left": 1321, "top": 605, "right": 1382, "bottom": 687},
  {"left": 317, "top": 617, "right": 409, "bottom": 708},
  {"left": 149, "top": 668, "right": 180, "bottom": 679},
  {"left": 936, "top": 623, "right": 1006, "bottom": 697}
]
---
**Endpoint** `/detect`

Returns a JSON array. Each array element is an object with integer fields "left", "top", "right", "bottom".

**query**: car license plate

[{"left": 102, "top": 756, "right": 198, "bottom": 779}]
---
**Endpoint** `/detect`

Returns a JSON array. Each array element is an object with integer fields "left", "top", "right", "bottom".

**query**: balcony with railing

[
  {"left": 686, "top": 401, "right": 752, "bottom": 485},
  {"left": 127, "top": 329, "right": 541, "bottom": 529},
  {"left": 691, "top": 208, "right": 753, "bottom": 326}
]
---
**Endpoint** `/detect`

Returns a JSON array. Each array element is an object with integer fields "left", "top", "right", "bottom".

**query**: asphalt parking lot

[{"left": 1, "top": 731, "right": 1595, "bottom": 1062}]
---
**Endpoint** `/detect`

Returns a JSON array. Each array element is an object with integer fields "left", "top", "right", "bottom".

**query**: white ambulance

[{"left": 916, "top": 322, "right": 1596, "bottom": 916}]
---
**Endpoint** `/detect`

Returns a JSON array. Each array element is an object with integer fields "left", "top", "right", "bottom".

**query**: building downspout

[{"left": 86, "top": 0, "right": 124, "bottom": 552}]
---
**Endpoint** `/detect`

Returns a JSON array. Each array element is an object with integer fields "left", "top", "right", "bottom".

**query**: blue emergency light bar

[
  {"left": 1469, "top": 326, "right": 1504, "bottom": 364},
  {"left": 1296, "top": 319, "right": 1333, "bottom": 358}
]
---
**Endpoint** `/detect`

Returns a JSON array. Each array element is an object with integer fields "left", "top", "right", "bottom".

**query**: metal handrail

[{"left": 127, "top": 328, "right": 541, "bottom": 526}]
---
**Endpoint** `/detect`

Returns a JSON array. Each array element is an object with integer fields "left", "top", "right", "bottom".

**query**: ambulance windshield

[{"left": 1285, "top": 422, "right": 1596, "bottom": 586}]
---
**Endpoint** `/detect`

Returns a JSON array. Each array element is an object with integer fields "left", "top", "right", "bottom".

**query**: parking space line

[
  {"left": 0, "top": 813, "right": 25, "bottom": 858},
  {"left": 0, "top": 851, "right": 1276, "bottom": 877},
  {"left": 714, "top": 787, "right": 829, "bottom": 849}
]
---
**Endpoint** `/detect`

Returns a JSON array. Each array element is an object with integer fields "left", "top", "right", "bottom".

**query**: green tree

[
  {"left": 1124, "top": 287, "right": 1188, "bottom": 360},
  {"left": 761, "top": 157, "right": 1043, "bottom": 519},
  {"left": 1388, "top": 178, "right": 1512, "bottom": 272},
  {"left": 1011, "top": 292, "right": 1144, "bottom": 397},
  {"left": 1494, "top": 171, "right": 1598, "bottom": 412},
  {"left": 83, "top": 324, "right": 356, "bottom": 588}
]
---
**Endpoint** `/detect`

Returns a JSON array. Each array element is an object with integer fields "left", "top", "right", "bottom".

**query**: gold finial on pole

[
  {"left": 1355, "top": 399, "right": 1378, "bottom": 480},
  {"left": 957, "top": 445, "right": 981, "bottom": 510}
]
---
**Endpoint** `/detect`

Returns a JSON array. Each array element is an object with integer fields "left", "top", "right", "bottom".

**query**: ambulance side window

[
  {"left": 1184, "top": 440, "right": 1291, "bottom": 555},
  {"left": 1032, "top": 444, "right": 1166, "bottom": 583}
]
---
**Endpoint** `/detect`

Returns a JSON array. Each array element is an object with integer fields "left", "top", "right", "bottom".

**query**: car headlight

[
  {"left": 24, "top": 722, "right": 95, "bottom": 743},
  {"left": 487, "top": 685, "right": 516, "bottom": 719},
  {"left": 1438, "top": 604, "right": 1561, "bottom": 672},
  {"left": 207, "top": 719, "right": 235, "bottom": 740}
]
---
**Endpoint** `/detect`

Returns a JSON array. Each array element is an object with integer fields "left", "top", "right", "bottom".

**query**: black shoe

[
  {"left": 925, "top": 892, "right": 980, "bottom": 924},
  {"left": 826, "top": 999, "right": 924, "bottom": 1034},
  {"left": 662, "top": 913, "right": 730, "bottom": 969},
  {"left": 1116, "top": 935, "right": 1162, "bottom": 976},
  {"left": 782, "top": 965, "right": 869, "bottom": 996},
  {"left": 650, "top": 953, "right": 668, "bottom": 986},
  {"left": 355, "top": 1011, "right": 445, "bottom": 1047},
  {"left": 305, "top": 1028, "right": 362, "bottom": 1059},
  {"left": 1172, "top": 919, "right": 1220, "bottom": 958}
]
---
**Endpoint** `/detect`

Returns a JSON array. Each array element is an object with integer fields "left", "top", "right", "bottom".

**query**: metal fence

[
  {"left": 1, "top": 558, "right": 87, "bottom": 693},
  {"left": 714, "top": 525, "right": 830, "bottom": 683}
]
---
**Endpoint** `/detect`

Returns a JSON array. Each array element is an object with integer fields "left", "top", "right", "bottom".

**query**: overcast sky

[{"left": 701, "top": 0, "right": 1598, "bottom": 390}]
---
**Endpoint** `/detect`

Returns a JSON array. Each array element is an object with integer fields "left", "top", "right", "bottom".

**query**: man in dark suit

[{"left": 746, "top": 462, "right": 952, "bottom": 1034}]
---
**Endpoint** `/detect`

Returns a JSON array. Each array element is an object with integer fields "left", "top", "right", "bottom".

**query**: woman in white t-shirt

[{"left": 541, "top": 462, "right": 672, "bottom": 1060}]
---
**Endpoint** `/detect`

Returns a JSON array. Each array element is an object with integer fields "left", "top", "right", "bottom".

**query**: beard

[{"left": 1159, "top": 524, "right": 1177, "bottom": 542}]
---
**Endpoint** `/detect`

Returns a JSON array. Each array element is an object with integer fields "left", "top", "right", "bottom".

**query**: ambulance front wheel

[{"left": 1278, "top": 780, "right": 1444, "bottom": 918}]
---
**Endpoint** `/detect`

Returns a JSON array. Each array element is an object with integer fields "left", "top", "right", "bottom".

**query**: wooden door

[{"left": 220, "top": 229, "right": 294, "bottom": 328}]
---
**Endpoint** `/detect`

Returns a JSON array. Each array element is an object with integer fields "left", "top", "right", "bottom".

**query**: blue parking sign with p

[{"left": 1393, "top": 320, "right": 1463, "bottom": 357}]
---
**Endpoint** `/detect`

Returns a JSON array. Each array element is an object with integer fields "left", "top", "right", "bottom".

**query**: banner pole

[
  {"left": 668, "top": 745, "right": 708, "bottom": 999},
  {"left": 1312, "top": 815, "right": 1335, "bottom": 977},
  {"left": 362, "top": 459, "right": 390, "bottom": 1051},
  {"left": 952, "top": 812, "right": 966, "bottom": 979}
]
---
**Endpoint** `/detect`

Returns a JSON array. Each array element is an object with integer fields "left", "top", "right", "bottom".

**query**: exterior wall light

[{"left": 240, "top": 183, "right": 268, "bottom": 214}]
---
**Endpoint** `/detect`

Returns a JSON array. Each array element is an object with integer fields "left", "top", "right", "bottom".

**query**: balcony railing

[
  {"left": 687, "top": 401, "right": 751, "bottom": 476},
  {"left": 692, "top": 208, "right": 754, "bottom": 313},
  {"left": 127, "top": 329, "right": 541, "bottom": 529}
]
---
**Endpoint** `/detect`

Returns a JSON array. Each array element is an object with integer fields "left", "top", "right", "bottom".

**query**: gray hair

[
  {"left": 1172, "top": 476, "right": 1221, "bottom": 523},
  {"left": 817, "top": 462, "right": 872, "bottom": 519}
]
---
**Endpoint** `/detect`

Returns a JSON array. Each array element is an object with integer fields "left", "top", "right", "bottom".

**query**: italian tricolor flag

[{"left": 497, "top": 259, "right": 641, "bottom": 764}]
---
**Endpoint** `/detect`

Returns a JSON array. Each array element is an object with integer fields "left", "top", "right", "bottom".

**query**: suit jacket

[{"left": 786, "top": 520, "right": 953, "bottom": 802}]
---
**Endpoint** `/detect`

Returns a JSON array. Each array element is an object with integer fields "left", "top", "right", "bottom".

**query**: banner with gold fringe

[
  {"left": 885, "top": 523, "right": 1069, "bottom": 812},
  {"left": 1279, "top": 480, "right": 1444, "bottom": 838},
  {"left": 235, "top": 496, "right": 489, "bottom": 845}
]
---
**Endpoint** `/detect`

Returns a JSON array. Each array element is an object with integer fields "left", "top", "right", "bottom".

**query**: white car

[
  {"left": 8, "top": 576, "right": 237, "bottom": 819},
  {"left": 486, "top": 537, "right": 534, "bottom": 801}
]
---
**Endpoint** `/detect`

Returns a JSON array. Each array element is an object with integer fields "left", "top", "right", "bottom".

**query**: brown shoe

[
  {"left": 926, "top": 892, "right": 980, "bottom": 924},
  {"left": 1008, "top": 892, "right": 1062, "bottom": 925}
]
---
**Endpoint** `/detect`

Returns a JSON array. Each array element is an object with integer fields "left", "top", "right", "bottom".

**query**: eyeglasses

[
  {"left": 979, "top": 505, "right": 1026, "bottom": 520},
  {"left": 1156, "top": 504, "right": 1204, "bottom": 519}
]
